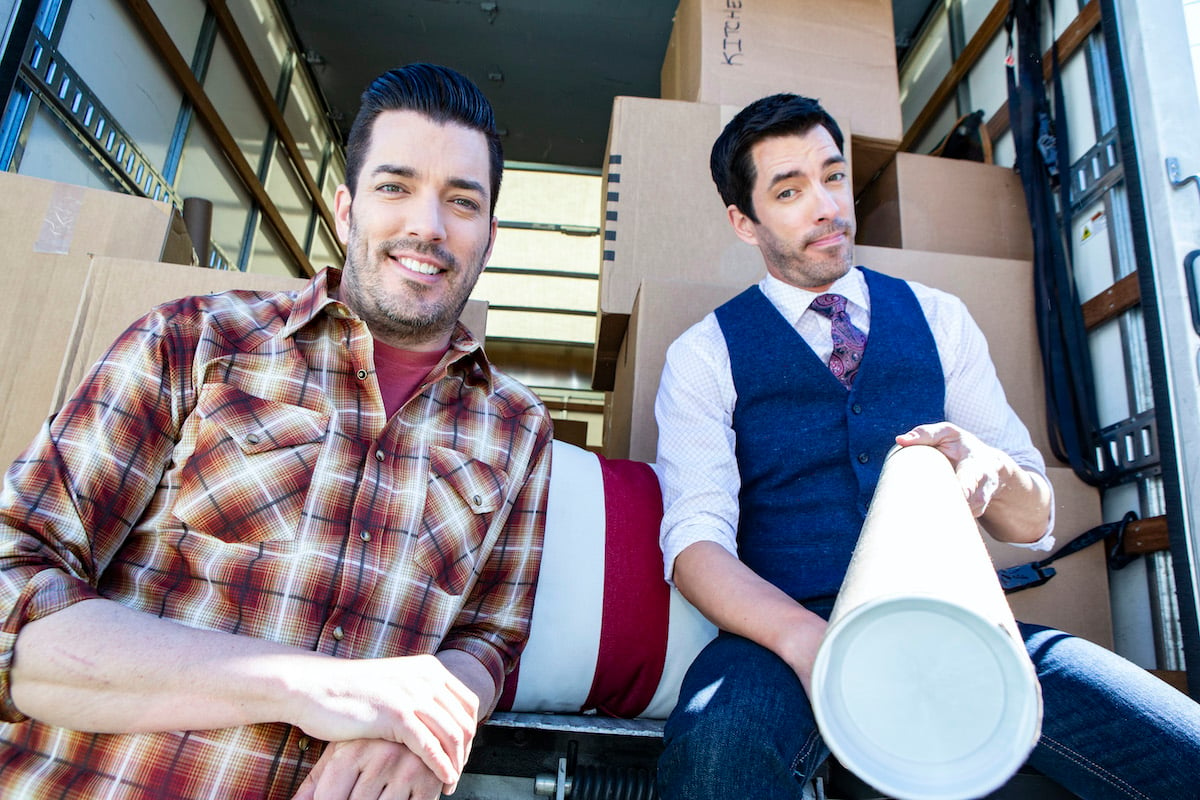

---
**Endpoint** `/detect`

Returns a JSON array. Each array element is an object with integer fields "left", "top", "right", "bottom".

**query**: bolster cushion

[{"left": 496, "top": 440, "right": 717, "bottom": 719}]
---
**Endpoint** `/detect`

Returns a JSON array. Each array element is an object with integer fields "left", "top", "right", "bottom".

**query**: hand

[
  {"left": 292, "top": 740, "right": 450, "bottom": 800},
  {"left": 896, "top": 422, "right": 1005, "bottom": 518},
  {"left": 290, "top": 654, "right": 479, "bottom": 788}
]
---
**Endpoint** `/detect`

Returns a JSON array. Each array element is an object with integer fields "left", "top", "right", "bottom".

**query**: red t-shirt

[{"left": 373, "top": 339, "right": 447, "bottom": 417}]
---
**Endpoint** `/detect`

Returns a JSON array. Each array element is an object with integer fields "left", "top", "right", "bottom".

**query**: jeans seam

[
  {"left": 1040, "top": 733, "right": 1153, "bottom": 800},
  {"left": 790, "top": 728, "right": 823, "bottom": 777}
]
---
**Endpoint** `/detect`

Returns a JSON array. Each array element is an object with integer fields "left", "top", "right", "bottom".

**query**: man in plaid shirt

[{"left": 0, "top": 63, "right": 552, "bottom": 799}]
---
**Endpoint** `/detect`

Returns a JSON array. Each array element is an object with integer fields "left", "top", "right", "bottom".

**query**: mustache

[
  {"left": 375, "top": 238, "right": 458, "bottom": 269},
  {"left": 802, "top": 220, "right": 853, "bottom": 247}
]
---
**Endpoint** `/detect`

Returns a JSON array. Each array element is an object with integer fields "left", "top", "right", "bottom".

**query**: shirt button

[
  {"left": 851, "top": 403, "right": 863, "bottom": 415},
  {"left": 472, "top": 494, "right": 482, "bottom": 506},
  {"left": 375, "top": 450, "right": 385, "bottom": 462},
  {"left": 356, "top": 368, "right": 368, "bottom": 380},
  {"left": 360, "top": 530, "right": 371, "bottom": 542},
  {"left": 332, "top": 626, "right": 344, "bottom": 641},
  {"left": 858, "top": 453, "right": 870, "bottom": 464},
  {"left": 297, "top": 736, "right": 310, "bottom": 752},
  {"left": 246, "top": 433, "right": 261, "bottom": 445}
]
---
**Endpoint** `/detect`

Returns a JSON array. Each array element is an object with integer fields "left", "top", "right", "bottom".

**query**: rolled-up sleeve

[
  {"left": 0, "top": 309, "right": 184, "bottom": 720},
  {"left": 655, "top": 316, "right": 742, "bottom": 585}
]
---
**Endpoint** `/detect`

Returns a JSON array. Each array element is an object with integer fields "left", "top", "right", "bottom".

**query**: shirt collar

[
  {"left": 759, "top": 265, "right": 869, "bottom": 325},
  {"left": 280, "top": 266, "right": 496, "bottom": 389}
]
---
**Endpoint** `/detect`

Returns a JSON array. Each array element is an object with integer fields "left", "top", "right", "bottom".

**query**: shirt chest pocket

[
  {"left": 175, "top": 383, "right": 329, "bottom": 543},
  {"left": 416, "top": 446, "right": 508, "bottom": 596}
]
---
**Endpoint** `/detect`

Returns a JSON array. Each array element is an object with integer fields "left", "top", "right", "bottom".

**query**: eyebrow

[
  {"left": 371, "top": 164, "right": 487, "bottom": 197},
  {"left": 768, "top": 155, "right": 848, "bottom": 188}
]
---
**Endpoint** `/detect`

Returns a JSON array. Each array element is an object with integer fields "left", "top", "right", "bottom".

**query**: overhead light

[{"left": 480, "top": 2, "right": 498, "bottom": 23}]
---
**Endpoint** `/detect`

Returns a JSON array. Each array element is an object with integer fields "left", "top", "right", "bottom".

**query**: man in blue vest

[{"left": 653, "top": 93, "right": 1200, "bottom": 799}]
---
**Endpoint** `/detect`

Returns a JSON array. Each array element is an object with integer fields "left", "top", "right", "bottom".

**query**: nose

[
  {"left": 405, "top": 192, "right": 446, "bottom": 242},
  {"left": 811, "top": 183, "right": 839, "bottom": 221}
]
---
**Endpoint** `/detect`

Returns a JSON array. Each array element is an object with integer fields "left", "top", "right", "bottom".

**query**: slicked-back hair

[
  {"left": 710, "top": 94, "right": 844, "bottom": 224},
  {"left": 344, "top": 63, "right": 504, "bottom": 213}
]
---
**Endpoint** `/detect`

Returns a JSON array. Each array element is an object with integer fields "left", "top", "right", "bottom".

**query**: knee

[{"left": 657, "top": 635, "right": 825, "bottom": 798}]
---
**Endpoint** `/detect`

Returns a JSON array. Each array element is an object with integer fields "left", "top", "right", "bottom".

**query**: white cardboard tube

[{"left": 811, "top": 444, "right": 1042, "bottom": 800}]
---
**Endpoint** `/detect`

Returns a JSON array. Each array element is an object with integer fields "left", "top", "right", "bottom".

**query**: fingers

[
  {"left": 389, "top": 662, "right": 477, "bottom": 786},
  {"left": 895, "top": 423, "right": 998, "bottom": 516},
  {"left": 295, "top": 740, "right": 446, "bottom": 800},
  {"left": 895, "top": 421, "right": 959, "bottom": 448}
]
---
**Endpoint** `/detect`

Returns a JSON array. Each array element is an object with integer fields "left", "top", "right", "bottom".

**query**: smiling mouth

[{"left": 396, "top": 255, "right": 444, "bottom": 276}]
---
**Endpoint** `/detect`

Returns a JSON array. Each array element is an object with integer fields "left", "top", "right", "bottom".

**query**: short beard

[{"left": 341, "top": 232, "right": 487, "bottom": 348}]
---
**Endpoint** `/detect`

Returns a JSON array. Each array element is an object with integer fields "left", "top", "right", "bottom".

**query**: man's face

[
  {"left": 334, "top": 109, "right": 497, "bottom": 350},
  {"left": 729, "top": 126, "right": 856, "bottom": 291}
]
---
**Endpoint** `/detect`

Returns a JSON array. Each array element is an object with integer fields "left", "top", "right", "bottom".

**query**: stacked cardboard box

[
  {"left": 592, "top": 0, "right": 904, "bottom": 392},
  {"left": 660, "top": 0, "right": 902, "bottom": 194},
  {"left": 0, "top": 173, "right": 195, "bottom": 467},
  {"left": 855, "top": 152, "right": 1034, "bottom": 261}
]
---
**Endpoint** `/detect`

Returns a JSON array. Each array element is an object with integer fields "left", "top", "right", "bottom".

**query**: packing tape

[{"left": 34, "top": 182, "right": 86, "bottom": 254}]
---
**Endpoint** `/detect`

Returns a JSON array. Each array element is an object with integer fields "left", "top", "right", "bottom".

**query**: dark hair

[
  {"left": 710, "top": 94, "right": 844, "bottom": 223},
  {"left": 344, "top": 63, "right": 503, "bottom": 213}
]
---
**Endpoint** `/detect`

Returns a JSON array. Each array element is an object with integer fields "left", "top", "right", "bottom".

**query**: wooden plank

[
  {"left": 207, "top": 0, "right": 341, "bottom": 261},
  {"left": 1082, "top": 271, "right": 1141, "bottom": 330},
  {"left": 900, "top": 0, "right": 1008, "bottom": 153},
  {"left": 122, "top": 0, "right": 315, "bottom": 276},
  {"left": 1150, "top": 669, "right": 1190, "bottom": 695},
  {"left": 1116, "top": 515, "right": 1170, "bottom": 555}
]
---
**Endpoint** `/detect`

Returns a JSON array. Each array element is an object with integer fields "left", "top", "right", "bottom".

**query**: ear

[
  {"left": 727, "top": 203, "right": 760, "bottom": 247},
  {"left": 333, "top": 184, "right": 353, "bottom": 245},
  {"left": 482, "top": 215, "right": 498, "bottom": 266}
]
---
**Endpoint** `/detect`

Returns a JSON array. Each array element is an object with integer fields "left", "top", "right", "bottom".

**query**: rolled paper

[{"left": 811, "top": 444, "right": 1042, "bottom": 800}]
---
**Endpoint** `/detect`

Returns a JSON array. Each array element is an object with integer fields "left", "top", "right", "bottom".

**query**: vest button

[
  {"left": 851, "top": 403, "right": 863, "bottom": 414},
  {"left": 857, "top": 452, "right": 870, "bottom": 464}
]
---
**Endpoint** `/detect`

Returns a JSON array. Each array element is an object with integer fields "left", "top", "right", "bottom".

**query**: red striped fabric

[{"left": 582, "top": 455, "right": 670, "bottom": 717}]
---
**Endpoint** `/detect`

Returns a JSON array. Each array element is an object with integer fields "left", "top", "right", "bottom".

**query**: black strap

[
  {"left": 1006, "top": 0, "right": 1105, "bottom": 486},
  {"left": 999, "top": 511, "right": 1139, "bottom": 593}
]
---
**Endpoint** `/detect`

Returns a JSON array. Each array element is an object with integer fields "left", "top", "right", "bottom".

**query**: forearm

[
  {"left": 980, "top": 463, "right": 1052, "bottom": 544},
  {"left": 673, "top": 541, "right": 827, "bottom": 694},
  {"left": 11, "top": 597, "right": 328, "bottom": 733}
]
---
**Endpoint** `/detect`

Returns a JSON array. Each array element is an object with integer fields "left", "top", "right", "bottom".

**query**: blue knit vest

[{"left": 714, "top": 267, "right": 945, "bottom": 603}]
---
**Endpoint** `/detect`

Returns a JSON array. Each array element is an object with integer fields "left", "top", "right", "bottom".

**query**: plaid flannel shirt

[{"left": 0, "top": 267, "right": 551, "bottom": 799}]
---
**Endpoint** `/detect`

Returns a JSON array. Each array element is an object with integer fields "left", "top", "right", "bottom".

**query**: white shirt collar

[{"left": 758, "top": 266, "right": 870, "bottom": 326}]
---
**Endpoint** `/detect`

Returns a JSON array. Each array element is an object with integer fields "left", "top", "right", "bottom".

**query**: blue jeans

[{"left": 658, "top": 624, "right": 1200, "bottom": 799}]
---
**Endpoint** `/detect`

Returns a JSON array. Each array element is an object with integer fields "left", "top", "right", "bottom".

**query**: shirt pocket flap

[
  {"left": 199, "top": 383, "right": 328, "bottom": 454},
  {"left": 427, "top": 446, "right": 506, "bottom": 514}
]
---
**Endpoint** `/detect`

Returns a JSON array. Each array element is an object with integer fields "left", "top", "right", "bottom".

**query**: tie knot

[{"left": 810, "top": 293, "right": 848, "bottom": 317}]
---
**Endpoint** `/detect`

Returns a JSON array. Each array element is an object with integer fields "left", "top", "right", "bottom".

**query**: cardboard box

[
  {"left": 605, "top": 279, "right": 745, "bottom": 461},
  {"left": 986, "top": 467, "right": 1112, "bottom": 649},
  {"left": 594, "top": 96, "right": 764, "bottom": 391},
  {"left": 856, "top": 152, "right": 1034, "bottom": 261},
  {"left": 0, "top": 173, "right": 194, "bottom": 467},
  {"left": 55, "top": 258, "right": 489, "bottom": 412},
  {"left": 660, "top": 0, "right": 901, "bottom": 180}
]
